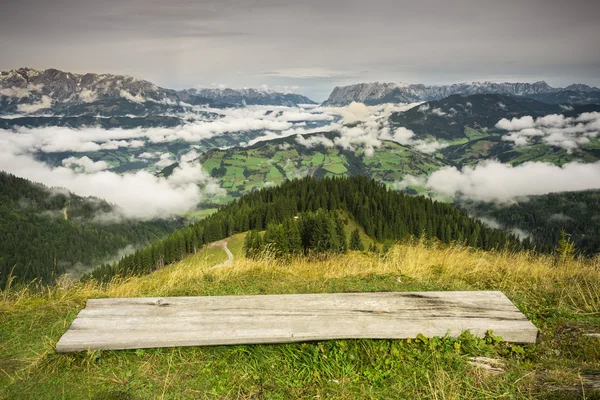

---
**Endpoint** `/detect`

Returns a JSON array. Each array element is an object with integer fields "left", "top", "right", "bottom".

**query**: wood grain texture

[{"left": 56, "top": 291, "right": 537, "bottom": 352}]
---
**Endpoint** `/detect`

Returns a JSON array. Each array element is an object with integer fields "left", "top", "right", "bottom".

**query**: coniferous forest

[
  {"left": 459, "top": 189, "right": 600, "bottom": 256},
  {"left": 91, "top": 176, "right": 528, "bottom": 281},
  {"left": 244, "top": 210, "right": 348, "bottom": 259},
  {"left": 0, "top": 172, "right": 182, "bottom": 286}
]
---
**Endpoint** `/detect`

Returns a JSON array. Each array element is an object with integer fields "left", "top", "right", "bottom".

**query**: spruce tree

[{"left": 349, "top": 229, "right": 364, "bottom": 251}]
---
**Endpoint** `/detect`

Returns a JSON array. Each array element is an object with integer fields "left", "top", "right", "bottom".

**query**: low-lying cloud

[
  {"left": 0, "top": 144, "right": 223, "bottom": 219},
  {"left": 62, "top": 156, "right": 110, "bottom": 173},
  {"left": 497, "top": 112, "right": 600, "bottom": 153},
  {"left": 398, "top": 160, "right": 600, "bottom": 203},
  {"left": 16, "top": 95, "right": 53, "bottom": 113},
  {"left": 386, "top": 126, "right": 448, "bottom": 154},
  {"left": 295, "top": 134, "right": 334, "bottom": 148}
]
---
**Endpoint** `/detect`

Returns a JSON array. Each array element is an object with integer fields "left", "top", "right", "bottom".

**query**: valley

[
  {"left": 1, "top": 67, "right": 600, "bottom": 399},
  {"left": 2, "top": 1, "right": 600, "bottom": 398}
]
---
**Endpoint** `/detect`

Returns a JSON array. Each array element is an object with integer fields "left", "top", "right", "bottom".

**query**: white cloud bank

[
  {"left": 398, "top": 160, "right": 600, "bottom": 203},
  {"left": 291, "top": 101, "right": 446, "bottom": 156},
  {"left": 497, "top": 112, "right": 600, "bottom": 153},
  {"left": 0, "top": 143, "right": 222, "bottom": 219},
  {"left": 62, "top": 156, "right": 110, "bottom": 173}
]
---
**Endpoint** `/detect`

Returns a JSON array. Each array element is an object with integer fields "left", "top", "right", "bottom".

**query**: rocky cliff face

[{"left": 323, "top": 81, "right": 600, "bottom": 106}]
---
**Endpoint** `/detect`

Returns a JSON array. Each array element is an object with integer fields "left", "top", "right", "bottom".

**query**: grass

[
  {"left": 2, "top": 239, "right": 599, "bottom": 399},
  {"left": 183, "top": 208, "right": 218, "bottom": 220}
]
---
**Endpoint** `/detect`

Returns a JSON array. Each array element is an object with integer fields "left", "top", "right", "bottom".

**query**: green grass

[
  {"left": 183, "top": 208, "right": 218, "bottom": 220},
  {"left": 266, "top": 166, "right": 283, "bottom": 182},
  {"left": 310, "top": 153, "right": 325, "bottom": 165},
  {"left": 2, "top": 239, "right": 599, "bottom": 399},
  {"left": 464, "top": 127, "right": 489, "bottom": 141},
  {"left": 227, "top": 232, "right": 247, "bottom": 258}
]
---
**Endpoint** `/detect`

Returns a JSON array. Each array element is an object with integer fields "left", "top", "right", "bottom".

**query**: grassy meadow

[{"left": 1, "top": 237, "right": 599, "bottom": 399}]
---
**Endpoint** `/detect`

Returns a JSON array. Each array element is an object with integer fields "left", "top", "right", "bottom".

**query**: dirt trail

[{"left": 208, "top": 239, "right": 234, "bottom": 270}]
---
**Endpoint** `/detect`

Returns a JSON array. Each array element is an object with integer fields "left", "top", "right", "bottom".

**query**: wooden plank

[{"left": 55, "top": 291, "right": 537, "bottom": 352}]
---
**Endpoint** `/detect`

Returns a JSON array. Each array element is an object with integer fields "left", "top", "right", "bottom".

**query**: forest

[
  {"left": 90, "top": 176, "right": 528, "bottom": 281},
  {"left": 244, "top": 210, "right": 349, "bottom": 259},
  {"left": 0, "top": 172, "right": 182, "bottom": 286},
  {"left": 460, "top": 189, "right": 600, "bottom": 255}
]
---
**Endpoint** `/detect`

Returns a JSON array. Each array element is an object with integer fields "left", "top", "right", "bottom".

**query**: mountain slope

[
  {"left": 192, "top": 94, "right": 600, "bottom": 201},
  {"left": 198, "top": 131, "right": 445, "bottom": 201},
  {"left": 389, "top": 94, "right": 600, "bottom": 168},
  {"left": 458, "top": 189, "right": 600, "bottom": 255},
  {"left": 92, "top": 175, "right": 526, "bottom": 280},
  {"left": 0, "top": 172, "right": 182, "bottom": 285},
  {"left": 323, "top": 81, "right": 600, "bottom": 106},
  {"left": 389, "top": 94, "right": 563, "bottom": 140}
]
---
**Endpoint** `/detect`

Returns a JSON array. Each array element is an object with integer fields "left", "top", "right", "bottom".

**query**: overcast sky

[{"left": 1, "top": 0, "right": 598, "bottom": 101}]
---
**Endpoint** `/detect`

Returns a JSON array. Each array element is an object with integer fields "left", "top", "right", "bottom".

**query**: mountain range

[
  {"left": 0, "top": 67, "right": 316, "bottom": 115},
  {"left": 323, "top": 81, "right": 600, "bottom": 106},
  {"left": 3, "top": 68, "right": 600, "bottom": 119}
]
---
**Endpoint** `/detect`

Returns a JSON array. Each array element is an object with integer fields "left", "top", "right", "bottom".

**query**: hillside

[
  {"left": 198, "top": 132, "right": 444, "bottom": 202},
  {"left": 0, "top": 172, "right": 182, "bottom": 286},
  {"left": 194, "top": 95, "right": 600, "bottom": 202},
  {"left": 388, "top": 94, "right": 564, "bottom": 140},
  {"left": 2, "top": 177, "right": 598, "bottom": 399},
  {"left": 459, "top": 189, "right": 600, "bottom": 255},
  {"left": 2, "top": 231, "right": 599, "bottom": 398},
  {"left": 90, "top": 176, "right": 527, "bottom": 281}
]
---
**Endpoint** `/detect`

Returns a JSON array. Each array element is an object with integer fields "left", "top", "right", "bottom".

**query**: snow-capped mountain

[
  {"left": 323, "top": 81, "right": 600, "bottom": 106},
  {"left": 0, "top": 68, "right": 316, "bottom": 115}
]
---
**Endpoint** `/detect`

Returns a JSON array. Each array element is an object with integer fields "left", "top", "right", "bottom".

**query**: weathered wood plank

[{"left": 56, "top": 291, "right": 537, "bottom": 352}]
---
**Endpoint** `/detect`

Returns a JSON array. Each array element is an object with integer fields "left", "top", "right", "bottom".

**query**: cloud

[
  {"left": 386, "top": 126, "right": 448, "bottom": 153},
  {"left": 495, "top": 116, "right": 535, "bottom": 131},
  {"left": 391, "top": 127, "right": 415, "bottom": 144},
  {"left": 496, "top": 112, "right": 600, "bottom": 152},
  {"left": 414, "top": 140, "right": 448, "bottom": 153},
  {"left": 336, "top": 102, "right": 371, "bottom": 124},
  {"left": 0, "top": 125, "right": 227, "bottom": 219},
  {"left": 180, "top": 150, "right": 200, "bottom": 162},
  {"left": 155, "top": 153, "right": 175, "bottom": 167},
  {"left": 401, "top": 160, "right": 600, "bottom": 203},
  {"left": 16, "top": 95, "right": 53, "bottom": 113},
  {"left": 0, "top": 83, "right": 44, "bottom": 98},
  {"left": 78, "top": 89, "right": 98, "bottom": 102},
  {"left": 138, "top": 151, "right": 158, "bottom": 159},
  {"left": 295, "top": 134, "right": 334, "bottom": 148},
  {"left": 334, "top": 120, "right": 388, "bottom": 156},
  {"left": 62, "top": 156, "right": 110, "bottom": 173},
  {"left": 431, "top": 108, "right": 447, "bottom": 117},
  {"left": 0, "top": 145, "right": 216, "bottom": 219},
  {"left": 119, "top": 90, "right": 146, "bottom": 103},
  {"left": 265, "top": 68, "right": 353, "bottom": 79}
]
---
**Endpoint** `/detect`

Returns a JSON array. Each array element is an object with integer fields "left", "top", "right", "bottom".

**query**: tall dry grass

[{"left": 2, "top": 238, "right": 599, "bottom": 317}]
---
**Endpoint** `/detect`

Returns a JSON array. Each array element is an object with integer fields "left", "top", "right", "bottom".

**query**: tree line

[{"left": 90, "top": 176, "right": 527, "bottom": 281}]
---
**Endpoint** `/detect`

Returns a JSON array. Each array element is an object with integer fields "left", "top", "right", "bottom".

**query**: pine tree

[{"left": 349, "top": 229, "right": 364, "bottom": 251}]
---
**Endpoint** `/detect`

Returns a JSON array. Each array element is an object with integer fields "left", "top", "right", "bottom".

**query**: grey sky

[{"left": 1, "top": 0, "right": 599, "bottom": 101}]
